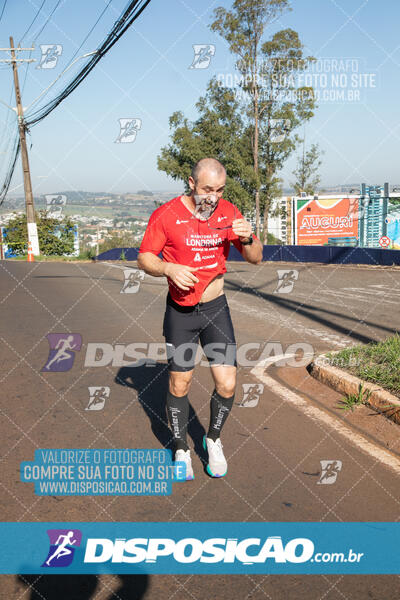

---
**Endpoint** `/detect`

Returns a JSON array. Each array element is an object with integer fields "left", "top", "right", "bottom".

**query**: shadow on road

[
  {"left": 224, "top": 278, "right": 398, "bottom": 344},
  {"left": 16, "top": 573, "right": 149, "bottom": 600},
  {"left": 115, "top": 363, "right": 208, "bottom": 464}
]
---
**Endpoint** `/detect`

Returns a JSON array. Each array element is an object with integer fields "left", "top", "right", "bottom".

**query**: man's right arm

[
  {"left": 137, "top": 251, "right": 168, "bottom": 277},
  {"left": 137, "top": 252, "right": 199, "bottom": 291}
]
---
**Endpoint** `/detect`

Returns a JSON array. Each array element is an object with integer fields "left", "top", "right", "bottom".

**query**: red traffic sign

[{"left": 379, "top": 236, "right": 391, "bottom": 248}]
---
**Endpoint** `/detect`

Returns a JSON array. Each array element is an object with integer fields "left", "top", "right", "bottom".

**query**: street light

[
  {"left": 25, "top": 50, "right": 98, "bottom": 113},
  {"left": 0, "top": 50, "right": 98, "bottom": 114}
]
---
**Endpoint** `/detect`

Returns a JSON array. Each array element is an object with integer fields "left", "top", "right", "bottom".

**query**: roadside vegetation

[{"left": 328, "top": 335, "right": 400, "bottom": 399}]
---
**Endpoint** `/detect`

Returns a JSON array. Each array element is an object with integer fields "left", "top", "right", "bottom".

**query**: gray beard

[{"left": 193, "top": 194, "right": 218, "bottom": 221}]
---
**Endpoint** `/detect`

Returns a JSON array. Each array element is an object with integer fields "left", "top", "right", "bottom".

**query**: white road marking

[
  {"left": 99, "top": 262, "right": 166, "bottom": 283},
  {"left": 251, "top": 355, "right": 400, "bottom": 476},
  {"left": 229, "top": 298, "right": 352, "bottom": 348},
  {"left": 342, "top": 287, "right": 400, "bottom": 301},
  {"left": 98, "top": 262, "right": 400, "bottom": 472},
  {"left": 99, "top": 262, "right": 131, "bottom": 271}
]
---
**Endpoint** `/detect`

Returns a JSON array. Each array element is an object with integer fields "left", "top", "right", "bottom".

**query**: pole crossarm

[
  {"left": 0, "top": 58, "right": 35, "bottom": 63},
  {"left": 0, "top": 47, "right": 35, "bottom": 51}
]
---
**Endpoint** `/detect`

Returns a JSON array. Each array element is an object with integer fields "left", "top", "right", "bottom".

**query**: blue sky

[{"left": 0, "top": 0, "right": 399, "bottom": 196}]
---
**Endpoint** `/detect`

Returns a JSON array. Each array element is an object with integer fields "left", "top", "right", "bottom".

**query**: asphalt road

[{"left": 0, "top": 259, "right": 399, "bottom": 599}]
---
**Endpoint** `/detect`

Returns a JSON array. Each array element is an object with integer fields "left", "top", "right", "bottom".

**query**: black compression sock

[
  {"left": 207, "top": 389, "right": 234, "bottom": 441},
  {"left": 166, "top": 391, "right": 189, "bottom": 451}
]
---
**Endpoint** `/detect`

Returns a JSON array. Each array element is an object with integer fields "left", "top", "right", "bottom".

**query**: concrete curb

[{"left": 307, "top": 352, "right": 400, "bottom": 426}]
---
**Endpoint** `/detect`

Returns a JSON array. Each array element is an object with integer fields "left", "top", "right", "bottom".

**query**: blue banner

[
  {"left": 0, "top": 522, "right": 398, "bottom": 574},
  {"left": 94, "top": 245, "right": 400, "bottom": 265}
]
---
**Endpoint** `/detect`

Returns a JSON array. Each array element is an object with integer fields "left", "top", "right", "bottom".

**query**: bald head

[{"left": 191, "top": 158, "right": 226, "bottom": 184}]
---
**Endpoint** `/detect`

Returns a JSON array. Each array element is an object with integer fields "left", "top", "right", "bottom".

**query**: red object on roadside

[
  {"left": 379, "top": 236, "right": 391, "bottom": 248},
  {"left": 27, "top": 241, "right": 34, "bottom": 262}
]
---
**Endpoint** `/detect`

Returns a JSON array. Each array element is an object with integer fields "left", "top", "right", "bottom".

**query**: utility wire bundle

[
  {"left": 25, "top": 0, "right": 151, "bottom": 127},
  {"left": 0, "top": 0, "right": 151, "bottom": 203}
]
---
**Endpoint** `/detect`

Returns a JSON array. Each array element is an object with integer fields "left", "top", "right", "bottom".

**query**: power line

[
  {"left": 65, "top": 0, "right": 113, "bottom": 68},
  {"left": 0, "top": 84, "right": 15, "bottom": 151},
  {"left": 25, "top": 0, "right": 112, "bottom": 110},
  {"left": 0, "top": 0, "right": 114, "bottom": 203},
  {"left": 25, "top": 0, "right": 152, "bottom": 127},
  {"left": 0, "top": 0, "right": 51, "bottom": 205},
  {"left": 0, "top": 0, "right": 8, "bottom": 25},
  {"left": 0, "top": 0, "right": 152, "bottom": 205},
  {"left": 19, "top": 0, "right": 47, "bottom": 45},
  {"left": 0, "top": 133, "right": 20, "bottom": 204},
  {"left": 31, "top": 0, "right": 64, "bottom": 41},
  {"left": 17, "top": 0, "right": 48, "bottom": 100},
  {"left": 21, "top": 0, "right": 65, "bottom": 97}
]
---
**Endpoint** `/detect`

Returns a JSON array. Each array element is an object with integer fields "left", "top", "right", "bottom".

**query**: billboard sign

[{"left": 294, "top": 198, "right": 359, "bottom": 246}]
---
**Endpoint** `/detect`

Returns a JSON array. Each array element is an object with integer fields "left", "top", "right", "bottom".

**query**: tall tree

[
  {"left": 211, "top": 0, "right": 316, "bottom": 241},
  {"left": 292, "top": 142, "right": 323, "bottom": 195},
  {"left": 157, "top": 80, "right": 256, "bottom": 214}
]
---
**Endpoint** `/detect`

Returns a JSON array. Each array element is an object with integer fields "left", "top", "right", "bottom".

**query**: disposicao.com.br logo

[
  {"left": 82, "top": 536, "right": 363, "bottom": 566},
  {"left": 30, "top": 524, "right": 371, "bottom": 574}
]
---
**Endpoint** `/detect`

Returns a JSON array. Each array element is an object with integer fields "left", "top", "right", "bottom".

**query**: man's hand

[
  {"left": 164, "top": 263, "right": 200, "bottom": 291},
  {"left": 232, "top": 218, "right": 252, "bottom": 242}
]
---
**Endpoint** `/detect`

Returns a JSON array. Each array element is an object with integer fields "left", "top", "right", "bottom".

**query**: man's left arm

[{"left": 232, "top": 218, "right": 263, "bottom": 265}]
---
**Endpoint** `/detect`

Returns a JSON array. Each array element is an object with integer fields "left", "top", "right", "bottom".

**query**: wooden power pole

[{"left": 0, "top": 37, "right": 40, "bottom": 254}]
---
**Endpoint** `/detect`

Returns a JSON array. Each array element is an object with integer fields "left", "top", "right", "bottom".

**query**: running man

[{"left": 137, "top": 158, "right": 263, "bottom": 480}]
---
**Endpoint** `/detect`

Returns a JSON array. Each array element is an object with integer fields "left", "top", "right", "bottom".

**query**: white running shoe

[
  {"left": 203, "top": 436, "right": 227, "bottom": 477},
  {"left": 174, "top": 449, "right": 194, "bottom": 481}
]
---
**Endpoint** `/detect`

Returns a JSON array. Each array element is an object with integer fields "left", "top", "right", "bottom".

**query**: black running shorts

[{"left": 162, "top": 292, "right": 237, "bottom": 372}]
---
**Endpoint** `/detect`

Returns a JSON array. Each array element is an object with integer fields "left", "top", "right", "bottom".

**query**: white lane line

[
  {"left": 97, "top": 262, "right": 167, "bottom": 284},
  {"left": 101, "top": 264, "right": 353, "bottom": 346},
  {"left": 321, "top": 290, "right": 398, "bottom": 305},
  {"left": 251, "top": 356, "right": 400, "bottom": 476},
  {"left": 229, "top": 298, "right": 352, "bottom": 348},
  {"left": 98, "top": 262, "right": 137, "bottom": 272}
]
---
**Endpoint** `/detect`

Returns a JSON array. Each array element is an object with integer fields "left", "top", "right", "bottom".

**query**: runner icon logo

[
  {"left": 41, "top": 333, "right": 82, "bottom": 372},
  {"left": 37, "top": 45, "right": 63, "bottom": 69},
  {"left": 238, "top": 384, "right": 264, "bottom": 408},
  {"left": 115, "top": 118, "right": 142, "bottom": 143},
  {"left": 42, "top": 529, "right": 82, "bottom": 567},
  {"left": 86, "top": 386, "right": 110, "bottom": 411},
  {"left": 45, "top": 194, "right": 67, "bottom": 219},
  {"left": 274, "top": 269, "right": 299, "bottom": 294},
  {"left": 317, "top": 460, "right": 342, "bottom": 484},
  {"left": 189, "top": 44, "right": 216, "bottom": 69},
  {"left": 121, "top": 269, "right": 145, "bottom": 293}
]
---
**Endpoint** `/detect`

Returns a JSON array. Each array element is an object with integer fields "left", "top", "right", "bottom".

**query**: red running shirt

[{"left": 139, "top": 195, "right": 257, "bottom": 306}]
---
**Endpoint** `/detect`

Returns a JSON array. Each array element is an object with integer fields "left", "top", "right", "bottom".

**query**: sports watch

[{"left": 241, "top": 234, "right": 254, "bottom": 246}]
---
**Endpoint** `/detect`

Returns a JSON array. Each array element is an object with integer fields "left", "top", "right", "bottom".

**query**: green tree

[
  {"left": 292, "top": 142, "right": 323, "bottom": 195},
  {"left": 5, "top": 211, "right": 75, "bottom": 256},
  {"left": 98, "top": 231, "right": 136, "bottom": 254},
  {"left": 158, "top": 0, "right": 316, "bottom": 243},
  {"left": 158, "top": 79, "right": 255, "bottom": 215},
  {"left": 211, "top": 0, "right": 316, "bottom": 241}
]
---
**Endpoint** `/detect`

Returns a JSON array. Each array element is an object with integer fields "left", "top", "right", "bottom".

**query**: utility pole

[{"left": 0, "top": 38, "right": 40, "bottom": 254}]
